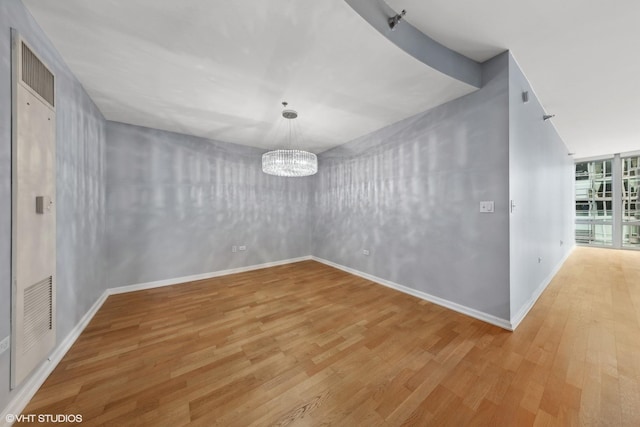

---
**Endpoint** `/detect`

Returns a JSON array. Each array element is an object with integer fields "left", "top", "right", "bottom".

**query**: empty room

[{"left": 1, "top": 0, "right": 640, "bottom": 425}]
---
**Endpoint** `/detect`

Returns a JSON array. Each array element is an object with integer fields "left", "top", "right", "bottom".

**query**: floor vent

[{"left": 21, "top": 42, "right": 55, "bottom": 107}]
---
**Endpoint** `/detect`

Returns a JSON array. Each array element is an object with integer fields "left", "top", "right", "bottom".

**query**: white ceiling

[
  {"left": 388, "top": 0, "right": 640, "bottom": 158},
  {"left": 23, "top": 0, "right": 640, "bottom": 158},
  {"left": 22, "top": 0, "right": 477, "bottom": 153}
]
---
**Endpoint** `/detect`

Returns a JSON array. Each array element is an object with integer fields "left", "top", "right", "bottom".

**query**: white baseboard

[
  {"left": 0, "top": 289, "right": 109, "bottom": 427},
  {"left": 509, "top": 244, "right": 576, "bottom": 330},
  {"left": 311, "top": 256, "right": 513, "bottom": 331},
  {"left": 0, "top": 256, "right": 312, "bottom": 425},
  {"left": 109, "top": 256, "right": 313, "bottom": 295},
  {"left": 6, "top": 251, "right": 565, "bottom": 424},
  {"left": 5, "top": 250, "right": 571, "bottom": 423}
]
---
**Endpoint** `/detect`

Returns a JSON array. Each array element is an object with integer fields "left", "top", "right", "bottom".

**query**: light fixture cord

[{"left": 291, "top": 113, "right": 302, "bottom": 151}]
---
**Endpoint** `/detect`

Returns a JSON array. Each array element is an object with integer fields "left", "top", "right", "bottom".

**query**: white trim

[
  {"left": 311, "top": 256, "right": 513, "bottom": 331},
  {"left": 109, "top": 256, "right": 312, "bottom": 295},
  {"left": 573, "top": 154, "right": 615, "bottom": 162},
  {"left": 4, "top": 251, "right": 576, "bottom": 423},
  {"left": 1, "top": 290, "right": 109, "bottom": 427},
  {"left": 575, "top": 150, "right": 640, "bottom": 162},
  {"left": 620, "top": 149, "right": 640, "bottom": 158},
  {"left": 509, "top": 244, "right": 575, "bottom": 330}
]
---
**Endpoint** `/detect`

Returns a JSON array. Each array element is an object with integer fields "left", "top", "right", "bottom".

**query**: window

[
  {"left": 622, "top": 156, "right": 640, "bottom": 248},
  {"left": 575, "top": 159, "right": 613, "bottom": 246},
  {"left": 575, "top": 154, "right": 640, "bottom": 249}
]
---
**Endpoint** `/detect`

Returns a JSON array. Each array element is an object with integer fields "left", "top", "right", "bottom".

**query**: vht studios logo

[{"left": 5, "top": 413, "right": 83, "bottom": 423}]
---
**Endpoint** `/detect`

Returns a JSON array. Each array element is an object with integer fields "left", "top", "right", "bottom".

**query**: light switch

[
  {"left": 480, "top": 201, "right": 494, "bottom": 213},
  {"left": 35, "top": 196, "right": 52, "bottom": 214}
]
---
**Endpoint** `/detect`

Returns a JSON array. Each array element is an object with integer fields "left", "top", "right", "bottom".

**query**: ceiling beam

[{"left": 344, "top": 0, "right": 482, "bottom": 88}]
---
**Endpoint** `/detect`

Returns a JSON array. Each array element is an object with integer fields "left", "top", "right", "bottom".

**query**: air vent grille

[
  {"left": 23, "top": 276, "right": 53, "bottom": 353},
  {"left": 21, "top": 42, "right": 54, "bottom": 107}
]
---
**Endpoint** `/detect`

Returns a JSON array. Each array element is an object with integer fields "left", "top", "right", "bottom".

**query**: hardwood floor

[{"left": 21, "top": 247, "right": 640, "bottom": 426}]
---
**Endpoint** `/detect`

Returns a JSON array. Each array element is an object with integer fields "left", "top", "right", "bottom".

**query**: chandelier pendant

[{"left": 262, "top": 103, "right": 318, "bottom": 177}]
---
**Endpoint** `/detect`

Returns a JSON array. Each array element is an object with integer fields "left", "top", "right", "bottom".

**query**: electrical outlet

[
  {"left": 239, "top": 245, "right": 247, "bottom": 251},
  {"left": 538, "top": 257, "right": 542, "bottom": 264},
  {"left": 560, "top": 240, "right": 564, "bottom": 246},
  {"left": 232, "top": 246, "right": 237, "bottom": 253},
  {"left": 363, "top": 249, "right": 370, "bottom": 256},
  {"left": 0, "top": 336, "right": 9, "bottom": 356}
]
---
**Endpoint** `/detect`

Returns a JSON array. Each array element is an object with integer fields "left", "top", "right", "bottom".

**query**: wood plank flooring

[{"left": 21, "top": 246, "right": 640, "bottom": 426}]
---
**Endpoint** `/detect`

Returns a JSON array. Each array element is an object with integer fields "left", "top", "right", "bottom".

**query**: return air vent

[
  {"left": 21, "top": 42, "right": 54, "bottom": 107},
  {"left": 23, "top": 276, "right": 53, "bottom": 353}
]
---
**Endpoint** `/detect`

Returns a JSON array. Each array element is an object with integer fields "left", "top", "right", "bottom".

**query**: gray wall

[
  {"left": 312, "top": 53, "right": 511, "bottom": 320},
  {"left": 105, "top": 122, "right": 313, "bottom": 287},
  {"left": 508, "top": 55, "right": 574, "bottom": 319},
  {"left": 0, "top": 0, "right": 107, "bottom": 412}
]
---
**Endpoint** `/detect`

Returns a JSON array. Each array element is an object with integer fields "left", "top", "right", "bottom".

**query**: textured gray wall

[
  {"left": 508, "top": 54, "right": 575, "bottom": 318},
  {"left": 106, "top": 122, "right": 313, "bottom": 287},
  {"left": 312, "top": 53, "right": 511, "bottom": 320},
  {"left": 0, "top": 0, "right": 106, "bottom": 412}
]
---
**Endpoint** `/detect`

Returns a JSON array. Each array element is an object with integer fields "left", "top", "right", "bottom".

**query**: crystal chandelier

[{"left": 262, "top": 103, "right": 318, "bottom": 177}]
